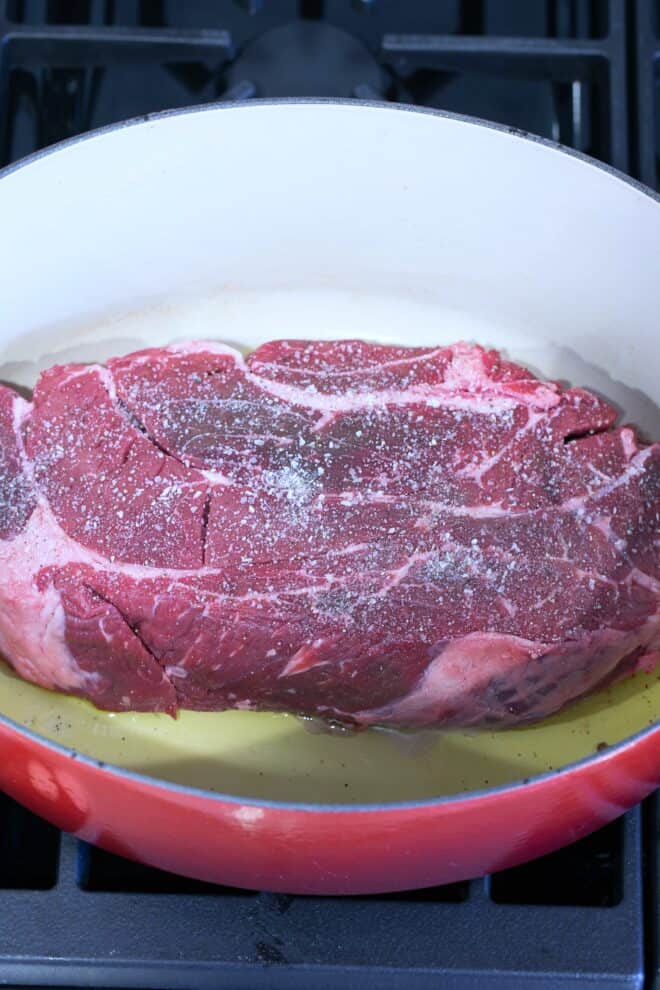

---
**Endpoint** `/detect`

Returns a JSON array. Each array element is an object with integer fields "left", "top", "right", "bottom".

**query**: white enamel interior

[{"left": 0, "top": 102, "right": 658, "bottom": 804}]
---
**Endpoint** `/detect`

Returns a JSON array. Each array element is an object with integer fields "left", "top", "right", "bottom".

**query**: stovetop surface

[{"left": 0, "top": 2, "right": 658, "bottom": 988}]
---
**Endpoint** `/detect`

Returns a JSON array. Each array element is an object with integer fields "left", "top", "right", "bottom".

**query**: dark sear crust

[{"left": 0, "top": 339, "right": 658, "bottom": 727}]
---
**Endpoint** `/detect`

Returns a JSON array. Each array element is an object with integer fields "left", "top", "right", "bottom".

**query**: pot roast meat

[{"left": 0, "top": 339, "right": 657, "bottom": 727}]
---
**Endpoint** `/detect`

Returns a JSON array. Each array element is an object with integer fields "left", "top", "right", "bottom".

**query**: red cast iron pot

[{"left": 0, "top": 100, "right": 658, "bottom": 893}]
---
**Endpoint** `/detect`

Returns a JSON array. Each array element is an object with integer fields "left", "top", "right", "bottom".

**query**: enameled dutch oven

[{"left": 0, "top": 101, "right": 658, "bottom": 894}]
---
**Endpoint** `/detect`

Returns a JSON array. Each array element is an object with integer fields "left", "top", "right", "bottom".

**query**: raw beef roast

[{"left": 0, "top": 340, "right": 658, "bottom": 727}]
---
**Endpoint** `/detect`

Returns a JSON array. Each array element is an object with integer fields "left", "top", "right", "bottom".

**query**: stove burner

[{"left": 223, "top": 21, "right": 388, "bottom": 99}]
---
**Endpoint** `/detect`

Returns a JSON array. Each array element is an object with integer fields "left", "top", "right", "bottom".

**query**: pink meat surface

[{"left": 0, "top": 339, "right": 657, "bottom": 727}]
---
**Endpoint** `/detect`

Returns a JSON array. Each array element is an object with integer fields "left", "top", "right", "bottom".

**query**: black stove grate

[
  {"left": 0, "top": 1, "right": 658, "bottom": 987},
  {"left": 0, "top": 0, "right": 647, "bottom": 173},
  {"left": 635, "top": 0, "right": 660, "bottom": 188}
]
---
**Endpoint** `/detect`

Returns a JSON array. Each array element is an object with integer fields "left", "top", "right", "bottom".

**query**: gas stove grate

[
  {"left": 635, "top": 0, "right": 660, "bottom": 188},
  {"left": 0, "top": 793, "right": 655, "bottom": 989},
  {"left": 0, "top": 0, "right": 647, "bottom": 176}
]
